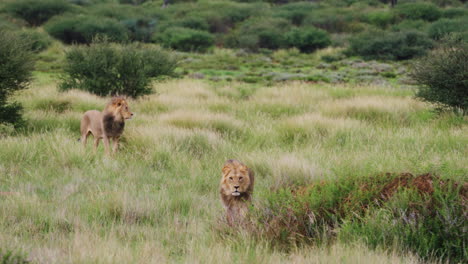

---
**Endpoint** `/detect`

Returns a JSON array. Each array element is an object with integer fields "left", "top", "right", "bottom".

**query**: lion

[
  {"left": 220, "top": 159, "right": 254, "bottom": 226},
  {"left": 80, "top": 96, "right": 133, "bottom": 155}
]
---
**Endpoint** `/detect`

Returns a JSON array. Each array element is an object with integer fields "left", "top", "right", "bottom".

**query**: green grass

[{"left": 0, "top": 74, "right": 466, "bottom": 263}]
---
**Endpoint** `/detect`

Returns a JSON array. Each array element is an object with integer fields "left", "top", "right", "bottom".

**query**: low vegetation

[
  {"left": 412, "top": 38, "right": 468, "bottom": 112},
  {"left": 0, "top": 30, "right": 34, "bottom": 127},
  {"left": 0, "top": 75, "right": 466, "bottom": 263},
  {"left": 60, "top": 39, "right": 178, "bottom": 97}
]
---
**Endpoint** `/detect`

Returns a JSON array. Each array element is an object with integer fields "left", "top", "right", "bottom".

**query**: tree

[{"left": 0, "top": 30, "right": 34, "bottom": 126}]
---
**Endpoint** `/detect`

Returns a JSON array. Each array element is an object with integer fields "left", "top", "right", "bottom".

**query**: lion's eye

[
  {"left": 117, "top": 103, "right": 121, "bottom": 107},
  {"left": 229, "top": 177, "right": 233, "bottom": 180},
  {"left": 239, "top": 177, "right": 243, "bottom": 180}
]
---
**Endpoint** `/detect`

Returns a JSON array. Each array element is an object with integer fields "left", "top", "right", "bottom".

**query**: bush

[
  {"left": 18, "top": 29, "right": 53, "bottom": 53},
  {"left": 4, "top": 0, "right": 73, "bottom": 26},
  {"left": 121, "top": 18, "right": 157, "bottom": 42},
  {"left": 0, "top": 30, "right": 34, "bottom": 126},
  {"left": 442, "top": 8, "right": 467, "bottom": 19},
  {"left": 225, "top": 17, "right": 291, "bottom": 51},
  {"left": 412, "top": 39, "right": 468, "bottom": 112},
  {"left": 176, "top": 16, "right": 210, "bottom": 31},
  {"left": 391, "top": 19, "right": 429, "bottom": 32},
  {"left": 363, "top": 10, "right": 396, "bottom": 28},
  {"left": 60, "top": 40, "right": 177, "bottom": 98},
  {"left": 285, "top": 27, "right": 331, "bottom": 53},
  {"left": 427, "top": 18, "right": 468, "bottom": 40},
  {"left": 273, "top": 2, "right": 318, "bottom": 26},
  {"left": 303, "top": 8, "right": 359, "bottom": 33},
  {"left": 348, "top": 30, "right": 433, "bottom": 60},
  {"left": 157, "top": 27, "right": 214, "bottom": 52},
  {"left": 394, "top": 2, "right": 442, "bottom": 22},
  {"left": 45, "top": 15, "right": 128, "bottom": 44}
]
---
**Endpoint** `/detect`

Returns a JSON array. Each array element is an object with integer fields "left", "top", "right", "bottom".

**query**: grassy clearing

[{"left": 0, "top": 73, "right": 466, "bottom": 263}]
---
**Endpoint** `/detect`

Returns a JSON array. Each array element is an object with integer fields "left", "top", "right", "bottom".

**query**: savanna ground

[{"left": 1, "top": 68, "right": 466, "bottom": 263}]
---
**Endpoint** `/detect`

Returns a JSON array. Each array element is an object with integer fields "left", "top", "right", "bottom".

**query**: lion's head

[
  {"left": 220, "top": 159, "right": 254, "bottom": 198},
  {"left": 105, "top": 97, "right": 134, "bottom": 120}
]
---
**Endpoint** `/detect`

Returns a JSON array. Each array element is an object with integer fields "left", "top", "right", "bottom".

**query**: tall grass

[{"left": 0, "top": 74, "right": 466, "bottom": 263}]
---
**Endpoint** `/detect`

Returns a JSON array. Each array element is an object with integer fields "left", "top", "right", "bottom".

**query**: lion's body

[
  {"left": 220, "top": 160, "right": 254, "bottom": 226},
  {"left": 80, "top": 97, "right": 133, "bottom": 155}
]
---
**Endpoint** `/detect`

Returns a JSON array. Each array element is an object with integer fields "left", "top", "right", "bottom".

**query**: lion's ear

[{"left": 222, "top": 165, "right": 231, "bottom": 176}]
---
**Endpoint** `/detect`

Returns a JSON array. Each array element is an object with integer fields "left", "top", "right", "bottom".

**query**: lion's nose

[{"left": 234, "top": 186, "right": 239, "bottom": 189}]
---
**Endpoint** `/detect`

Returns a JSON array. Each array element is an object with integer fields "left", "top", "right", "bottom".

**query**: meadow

[{"left": 0, "top": 70, "right": 466, "bottom": 263}]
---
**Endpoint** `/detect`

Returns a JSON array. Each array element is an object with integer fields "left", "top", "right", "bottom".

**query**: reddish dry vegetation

[
  {"left": 261, "top": 172, "right": 467, "bottom": 241},
  {"left": 379, "top": 172, "right": 467, "bottom": 200}
]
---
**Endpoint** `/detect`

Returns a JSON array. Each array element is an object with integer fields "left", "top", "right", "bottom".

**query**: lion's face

[
  {"left": 221, "top": 160, "right": 251, "bottom": 197},
  {"left": 107, "top": 97, "right": 133, "bottom": 119}
]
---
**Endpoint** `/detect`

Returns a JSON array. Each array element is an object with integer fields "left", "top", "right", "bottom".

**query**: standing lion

[{"left": 220, "top": 159, "right": 254, "bottom": 226}]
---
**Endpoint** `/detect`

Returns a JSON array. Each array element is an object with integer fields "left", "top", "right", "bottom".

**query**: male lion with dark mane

[
  {"left": 220, "top": 159, "right": 254, "bottom": 226},
  {"left": 80, "top": 96, "right": 133, "bottom": 155}
]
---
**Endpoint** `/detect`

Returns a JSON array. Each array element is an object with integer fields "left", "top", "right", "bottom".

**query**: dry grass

[{"left": 0, "top": 74, "right": 466, "bottom": 263}]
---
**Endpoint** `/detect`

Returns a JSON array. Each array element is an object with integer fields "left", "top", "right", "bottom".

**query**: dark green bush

[
  {"left": 157, "top": 27, "right": 215, "bottom": 52},
  {"left": 391, "top": 19, "right": 429, "bottom": 32},
  {"left": 285, "top": 27, "right": 331, "bottom": 53},
  {"left": 0, "top": 30, "right": 34, "bottom": 126},
  {"left": 273, "top": 2, "right": 318, "bottom": 26},
  {"left": 427, "top": 18, "right": 468, "bottom": 40},
  {"left": 119, "top": 0, "right": 150, "bottom": 5},
  {"left": 225, "top": 17, "right": 291, "bottom": 51},
  {"left": 348, "top": 30, "right": 433, "bottom": 60},
  {"left": 303, "top": 8, "right": 359, "bottom": 33},
  {"left": 60, "top": 40, "right": 177, "bottom": 98},
  {"left": 442, "top": 7, "right": 467, "bottom": 19},
  {"left": 45, "top": 15, "right": 128, "bottom": 44},
  {"left": 394, "top": 2, "right": 442, "bottom": 22},
  {"left": 18, "top": 29, "right": 53, "bottom": 53},
  {"left": 121, "top": 18, "right": 157, "bottom": 42},
  {"left": 4, "top": 0, "right": 73, "bottom": 26},
  {"left": 363, "top": 10, "right": 396, "bottom": 28},
  {"left": 176, "top": 16, "right": 210, "bottom": 31},
  {"left": 412, "top": 39, "right": 468, "bottom": 112}
]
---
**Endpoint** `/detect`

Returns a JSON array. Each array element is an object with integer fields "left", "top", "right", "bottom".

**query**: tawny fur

[
  {"left": 80, "top": 97, "right": 133, "bottom": 155},
  {"left": 220, "top": 159, "right": 254, "bottom": 226}
]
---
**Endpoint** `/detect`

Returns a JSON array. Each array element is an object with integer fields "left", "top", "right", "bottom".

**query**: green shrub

[
  {"left": 285, "top": 27, "right": 331, "bottom": 53},
  {"left": 412, "top": 39, "right": 468, "bottom": 112},
  {"left": 18, "top": 29, "right": 53, "bottom": 53},
  {"left": 121, "top": 18, "right": 157, "bottom": 42},
  {"left": 427, "top": 18, "right": 468, "bottom": 40},
  {"left": 394, "top": 2, "right": 442, "bottom": 22},
  {"left": 348, "top": 30, "right": 433, "bottom": 60},
  {"left": 303, "top": 8, "right": 359, "bottom": 33},
  {"left": 363, "top": 10, "right": 396, "bottom": 28},
  {"left": 157, "top": 27, "right": 215, "bottom": 52},
  {"left": 225, "top": 17, "right": 291, "bottom": 51},
  {"left": 273, "top": 2, "right": 318, "bottom": 26},
  {"left": 60, "top": 40, "right": 177, "bottom": 97},
  {"left": 45, "top": 15, "right": 128, "bottom": 44},
  {"left": 90, "top": 3, "right": 146, "bottom": 20},
  {"left": 442, "top": 8, "right": 467, "bottom": 19},
  {"left": 391, "top": 19, "right": 429, "bottom": 32},
  {"left": 119, "top": 0, "right": 150, "bottom": 5},
  {"left": 0, "top": 30, "right": 34, "bottom": 126},
  {"left": 4, "top": 0, "right": 73, "bottom": 26},
  {"left": 176, "top": 16, "right": 210, "bottom": 31}
]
